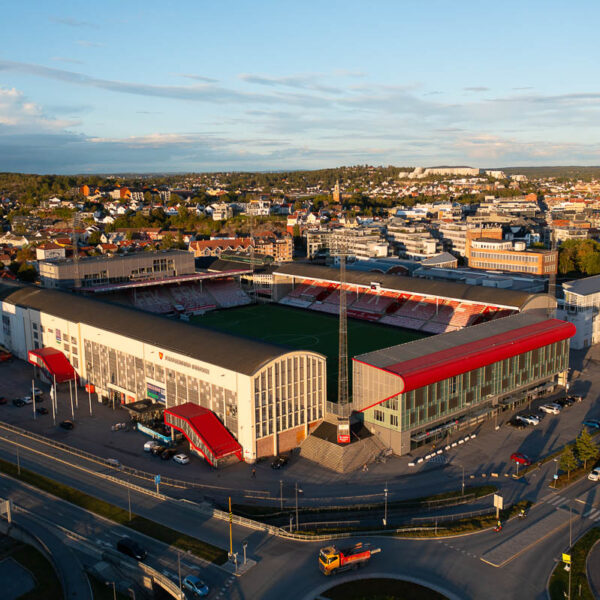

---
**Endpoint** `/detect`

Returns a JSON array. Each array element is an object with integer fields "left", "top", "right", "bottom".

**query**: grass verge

[
  {"left": 231, "top": 485, "right": 497, "bottom": 519},
  {"left": 8, "top": 541, "right": 63, "bottom": 600},
  {"left": 321, "top": 578, "right": 448, "bottom": 600},
  {"left": 548, "top": 527, "right": 600, "bottom": 600},
  {"left": 0, "top": 457, "right": 228, "bottom": 565},
  {"left": 297, "top": 500, "right": 530, "bottom": 537}
]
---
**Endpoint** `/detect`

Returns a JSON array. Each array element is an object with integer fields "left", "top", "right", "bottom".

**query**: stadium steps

[{"left": 299, "top": 422, "right": 385, "bottom": 473}]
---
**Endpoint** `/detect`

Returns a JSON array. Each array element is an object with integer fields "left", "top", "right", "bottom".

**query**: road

[{"left": 2, "top": 429, "right": 600, "bottom": 599}]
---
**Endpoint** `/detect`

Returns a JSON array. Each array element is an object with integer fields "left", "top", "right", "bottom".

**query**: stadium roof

[
  {"left": 275, "top": 263, "right": 552, "bottom": 310},
  {"left": 354, "top": 313, "right": 575, "bottom": 405},
  {"left": 0, "top": 284, "right": 310, "bottom": 376}
]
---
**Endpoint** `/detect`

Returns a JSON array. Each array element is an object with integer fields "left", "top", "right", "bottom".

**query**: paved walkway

[
  {"left": 586, "top": 538, "right": 600, "bottom": 599},
  {"left": 13, "top": 512, "right": 92, "bottom": 600}
]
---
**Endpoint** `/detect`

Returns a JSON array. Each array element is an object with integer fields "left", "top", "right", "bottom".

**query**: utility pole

[
  {"left": 280, "top": 480, "right": 283, "bottom": 511},
  {"left": 568, "top": 506, "right": 572, "bottom": 600},
  {"left": 383, "top": 483, "right": 388, "bottom": 526},
  {"left": 32, "top": 379, "right": 36, "bottom": 420},
  {"left": 228, "top": 496, "right": 233, "bottom": 558},
  {"left": 127, "top": 484, "right": 132, "bottom": 521},
  {"left": 16, "top": 447, "right": 20, "bottom": 476},
  {"left": 338, "top": 255, "right": 349, "bottom": 416},
  {"left": 69, "top": 380, "right": 74, "bottom": 419},
  {"left": 178, "top": 550, "right": 182, "bottom": 591},
  {"left": 295, "top": 482, "right": 299, "bottom": 531},
  {"left": 462, "top": 464, "right": 465, "bottom": 496}
]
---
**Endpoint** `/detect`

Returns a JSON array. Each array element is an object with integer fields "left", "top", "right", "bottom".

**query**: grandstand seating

[
  {"left": 275, "top": 279, "right": 520, "bottom": 335},
  {"left": 168, "top": 284, "right": 216, "bottom": 314},
  {"left": 205, "top": 279, "right": 251, "bottom": 308}
]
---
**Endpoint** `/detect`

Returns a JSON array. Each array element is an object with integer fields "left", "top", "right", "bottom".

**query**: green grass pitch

[{"left": 192, "top": 304, "right": 426, "bottom": 400}]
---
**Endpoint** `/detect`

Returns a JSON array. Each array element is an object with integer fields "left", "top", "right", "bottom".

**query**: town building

[
  {"left": 385, "top": 219, "right": 441, "bottom": 260},
  {"left": 467, "top": 238, "right": 557, "bottom": 275},
  {"left": 35, "top": 242, "right": 66, "bottom": 262},
  {"left": 558, "top": 275, "right": 600, "bottom": 349},
  {"left": 306, "top": 228, "right": 389, "bottom": 259}
]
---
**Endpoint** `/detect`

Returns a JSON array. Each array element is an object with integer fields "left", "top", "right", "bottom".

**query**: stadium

[{"left": 0, "top": 255, "right": 574, "bottom": 468}]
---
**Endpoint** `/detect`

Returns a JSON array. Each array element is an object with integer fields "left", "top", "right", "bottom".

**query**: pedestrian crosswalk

[{"left": 540, "top": 493, "right": 600, "bottom": 520}]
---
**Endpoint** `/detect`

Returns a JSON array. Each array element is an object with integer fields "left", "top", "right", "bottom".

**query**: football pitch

[{"left": 193, "top": 304, "right": 426, "bottom": 400}]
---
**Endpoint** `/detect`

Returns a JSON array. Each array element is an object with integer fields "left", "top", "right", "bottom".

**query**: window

[
  {"left": 374, "top": 409, "right": 385, "bottom": 422},
  {"left": 390, "top": 414, "right": 398, "bottom": 427}
]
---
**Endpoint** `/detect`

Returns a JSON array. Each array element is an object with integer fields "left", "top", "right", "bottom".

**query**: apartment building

[
  {"left": 468, "top": 238, "right": 557, "bottom": 275},
  {"left": 255, "top": 234, "right": 293, "bottom": 263},
  {"left": 386, "top": 219, "right": 441, "bottom": 260},
  {"left": 305, "top": 228, "right": 389, "bottom": 259},
  {"left": 557, "top": 275, "right": 600, "bottom": 349}
]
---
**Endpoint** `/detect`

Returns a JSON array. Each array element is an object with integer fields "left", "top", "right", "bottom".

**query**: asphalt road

[{"left": 2, "top": 429, "right": 600, "bottom": 599}]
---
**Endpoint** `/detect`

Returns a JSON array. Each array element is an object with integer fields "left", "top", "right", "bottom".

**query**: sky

[{"left": 0, "top": 0, "right": 599, "bottom": 173}]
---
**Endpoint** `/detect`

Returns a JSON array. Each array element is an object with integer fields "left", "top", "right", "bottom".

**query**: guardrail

[{"left": 0, "top": 420, "right": 271, "bottom": 497}]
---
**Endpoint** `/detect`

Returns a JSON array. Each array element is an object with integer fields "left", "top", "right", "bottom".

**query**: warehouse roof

[
  {"left": 274, "top": 263, "right": 551, "bottom": 310},
  {"left": 354, "top": 313, "right": 575, "bottom": 404},
  {"left": 0, "top": 284, "right": 308, "bottom": 376}
]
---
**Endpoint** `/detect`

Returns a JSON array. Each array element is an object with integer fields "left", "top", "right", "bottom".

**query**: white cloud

[{"left": 0, "top": 87, "right": 77, "bottom": 131}]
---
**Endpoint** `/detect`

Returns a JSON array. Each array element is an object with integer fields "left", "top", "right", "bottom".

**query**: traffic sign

[
  {"left": 155, "top": 474, "right": 161, "bottom": 485},
  {"left": 562, "top": 553, "right": 571, "bottom": 564}
]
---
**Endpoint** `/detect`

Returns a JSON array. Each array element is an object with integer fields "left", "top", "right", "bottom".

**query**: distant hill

[{"left": 500, "top": 166, "right": 600, "bottom": 180}]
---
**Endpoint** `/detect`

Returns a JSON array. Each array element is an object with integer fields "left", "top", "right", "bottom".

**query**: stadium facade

[
  {"left": 352, "top": 312, "right": 575, "bottom": 454},
  {"left": 0, "top": 284, "right": 325, "bottom": 463}
]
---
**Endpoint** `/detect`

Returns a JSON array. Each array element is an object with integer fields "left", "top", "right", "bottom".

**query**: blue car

[
  {"left": 183, "top": 575, "right": 209, "bottom": 597},
  {"left": 583, "top": 419, "right": 600, "bottom": 430}
]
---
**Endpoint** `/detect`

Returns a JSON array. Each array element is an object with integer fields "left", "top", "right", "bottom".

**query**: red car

[{"left": 510, "top": 452, "right": 531, "bottom": 466}]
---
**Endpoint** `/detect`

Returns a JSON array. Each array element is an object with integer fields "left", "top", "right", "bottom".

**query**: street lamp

[
  {"left": 280, "top": 480, "right": 283, "bottom": 511},
  {"left": 242, "top": 541, "right": 248, "bottom": 565},
  {"left": 105, "top": 581, "right": 116, "bottom": 600},
  {"left": 383, "top": 483, "right": 388, "bottom": 527}
]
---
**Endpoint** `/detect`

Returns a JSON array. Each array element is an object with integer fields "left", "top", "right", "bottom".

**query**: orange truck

[{"left": 318, "top": 543, "right": 381, "bottom": 575}]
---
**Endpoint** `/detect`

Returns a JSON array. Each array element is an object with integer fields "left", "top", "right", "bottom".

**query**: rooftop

[
  {"left": 0, "top": 283, "right": 306, "bottom": 376},
  {"left": 563, "top": 275, "right": 600, "bottom": 296}
]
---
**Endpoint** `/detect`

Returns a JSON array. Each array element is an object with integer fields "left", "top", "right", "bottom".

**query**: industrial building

[
  {"left": 352, "top": 312, "right": 575, "bottom": 454},
  {"left": 0, "top": 283, "right": 326, "bottom": 464}
]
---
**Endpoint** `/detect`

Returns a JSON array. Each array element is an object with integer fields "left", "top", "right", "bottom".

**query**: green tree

[
  {"left": 17, "top": 262, "right": 37, "bottom": 282},
  {"left": 87, "top": 231, "right": 101, "bottom": 245},
  {"left": 575, "top": 429, "right": 599, "bottom": 469},
  {"left": 159, "top": 233, "right": 174, "bottom": 250},
  {"left": 559, "top": 444, "right": 579, "bottom": 480}
]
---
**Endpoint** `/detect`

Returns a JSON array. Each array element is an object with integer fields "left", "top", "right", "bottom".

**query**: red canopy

[{"left": 28, "top": 348, "right": 78, "bottom": 383}]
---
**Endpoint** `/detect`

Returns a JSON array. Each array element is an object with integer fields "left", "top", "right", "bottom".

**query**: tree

[
  {"left": 559, "top": 444, "right": 579, "bottom": 480},
  {"left": 159, "top": 233, "right": 174, "bottom": 250},
  {"left": 87, "top": 231, "right": 101, "bottom": 245},
  {"left": 575, "top": 429, "right": 599, "bottom": 469}
]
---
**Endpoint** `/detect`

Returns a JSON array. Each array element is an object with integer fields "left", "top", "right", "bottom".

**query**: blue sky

[{"left": 1, "top": 0, "right": 599, "bottom": 173}]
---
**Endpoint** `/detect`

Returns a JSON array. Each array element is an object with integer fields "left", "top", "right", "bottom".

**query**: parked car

[
  {"left": 508, "top": 417, "right": 527, "bottom": 429},
  {"left": 12, "top": 398, "right": 25, "bottom": 407},
  {"left": 106, "top": 458, "right": 121, "bottom": 468},
  {"left": 150, "top": 445, "right": 167, "bottom": 456},
  {"left": 144, "top": 440, "right": 159, "bottom": 452},
  {"left": 539, "top": 403, "right": 561, "bottom": 415},
  {"left": 271, "top": 455, "right": 289, "bottom": 469},
  {"left": 116, "top": 537, "right": 147, "bottom": 561},
  {"left": 583, "top": 419, "right": 600, "bottom": 430},
  {"left": 182, "top": 575, "right": 209, "bottom": 597},
  {"left": 59, "top": 420, "right": 74, "bottom": 430},
  {"left": 588, "top": 467, "right": 600, "bottom": 481},
  {"left": 557, "top": 397, "right": 575, "bottom": 408},
  {"left": 510, "top": 452, "right": 532, "bottom": 466},
  {"left": 21, "top": 396, "right": 33, "bottom": 405},
  {"left": 569, "top": 395, "right": 583, "bottom": 403},
  {"left": 160, "top": 448, "right": 177, "bottom": 461},
  {"left": 516, "top": 415, "right": 540, "bottom": 426},
  {"left": 173, "top": 453, "right": 190, "bottom": 465},
  {"left": 36, "top": 407, "right": 48, "bottom": 415}
]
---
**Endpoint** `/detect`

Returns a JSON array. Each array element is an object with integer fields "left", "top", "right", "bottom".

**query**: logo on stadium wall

[{"left": 158, "top": 352, "right": 163, "bottom": 359}]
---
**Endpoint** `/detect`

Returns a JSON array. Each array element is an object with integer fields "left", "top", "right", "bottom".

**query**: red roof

[
  {"left": 27, "top": 348, "right": 78, "bottom": 383},
  {"left": 355, "top": 319, "right": 575, "bottom": 397},
  {"left": 164, "top": 403, "right": 241, "bottom": 461}
]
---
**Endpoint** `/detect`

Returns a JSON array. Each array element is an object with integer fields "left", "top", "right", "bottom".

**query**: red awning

[{"left": 28, "top": 348, "right": 78, "bottom": 383}]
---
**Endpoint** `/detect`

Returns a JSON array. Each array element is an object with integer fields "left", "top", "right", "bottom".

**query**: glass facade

[{"left": 363, "top": 339, "right": 569, "bottom": 433}]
